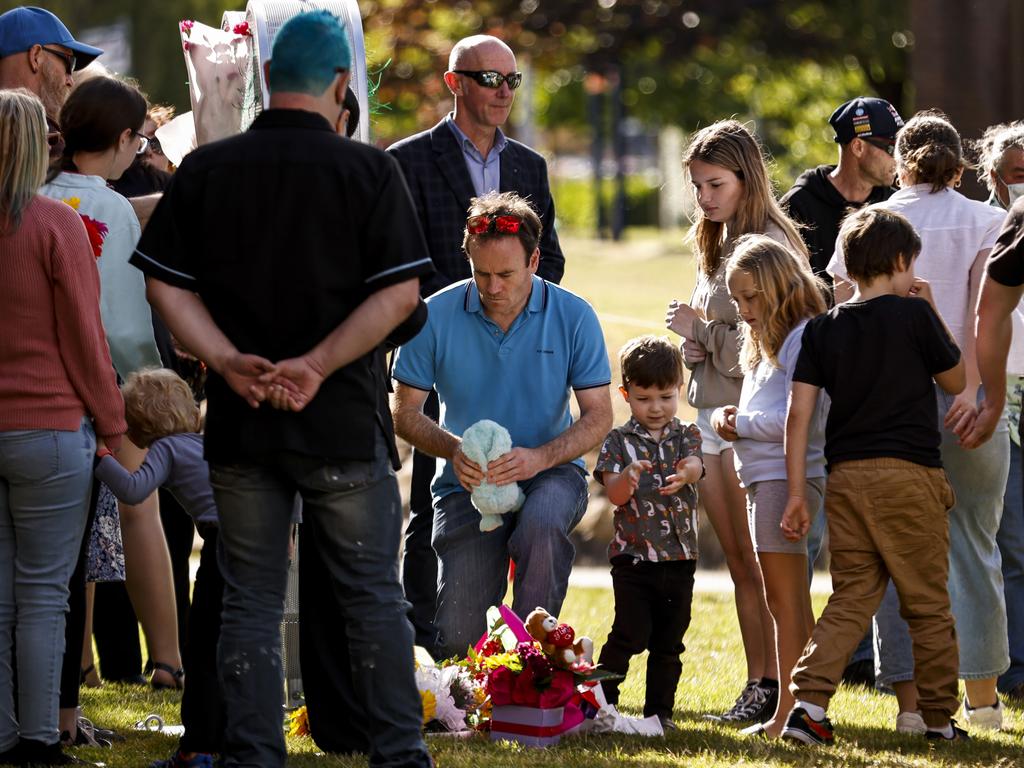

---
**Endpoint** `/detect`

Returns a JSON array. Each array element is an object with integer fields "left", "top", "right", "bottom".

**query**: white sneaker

[
  {"left": 895, "top": 711, "right": 927, "bottom": 734},
  {"left": 963, "top": 697, "right": 1003, "bottom": 731}
]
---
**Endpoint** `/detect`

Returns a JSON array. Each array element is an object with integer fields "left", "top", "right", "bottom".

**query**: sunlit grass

[{"left": 65, "top": 588, "right": 1022, "bottom": 768}]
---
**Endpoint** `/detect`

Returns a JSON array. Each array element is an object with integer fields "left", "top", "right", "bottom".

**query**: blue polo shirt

[{"left": 393, "top": 275, "right": 611, "bottom": 501}]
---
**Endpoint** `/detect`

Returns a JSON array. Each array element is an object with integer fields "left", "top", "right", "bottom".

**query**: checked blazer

[{"left": 388, "top": 118, "right": 565, "bottom": 297}]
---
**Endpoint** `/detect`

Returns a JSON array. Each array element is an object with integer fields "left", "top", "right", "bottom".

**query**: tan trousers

[{"left": 790, "top": 458, "right": 960, "bottom": 727}]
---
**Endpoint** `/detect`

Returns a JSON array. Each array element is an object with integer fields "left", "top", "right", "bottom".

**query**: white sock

[
  {"left": 796, "top": 700, "right": 826, "bottom": 721},
  {"left": 934, "top": 722, "right": 955, "bottom": 738}
]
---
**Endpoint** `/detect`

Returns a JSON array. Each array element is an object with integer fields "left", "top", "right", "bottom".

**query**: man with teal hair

[{"left": 132, "top": 10, "right": 434, "bottom": 768}]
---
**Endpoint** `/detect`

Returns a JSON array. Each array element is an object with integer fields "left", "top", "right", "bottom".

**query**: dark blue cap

[
  {"left": 0, "top": 7, "right": 103, "bottom": 70},
  {"left": 830, "top": 97, "right": 904, "bottom": 144}
]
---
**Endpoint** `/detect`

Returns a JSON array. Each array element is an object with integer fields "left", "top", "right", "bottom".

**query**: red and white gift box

[{"left": 490, "top": 705, "right": 566, "bottom": 747}]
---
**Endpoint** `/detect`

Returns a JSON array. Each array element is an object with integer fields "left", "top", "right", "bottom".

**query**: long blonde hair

[
  {"left": 726, "top": 234, "right": 826, "bottom": 372},
  {"left": 0, "top": 89, "right": 48, "bottom": 235},
  {"left": 683, "top": 120, "right": 808, "bottom": 276}
]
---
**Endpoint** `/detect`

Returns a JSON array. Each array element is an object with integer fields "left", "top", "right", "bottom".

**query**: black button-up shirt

[{"left": 132, "top": 108, "right": 433, "bottom": 464}]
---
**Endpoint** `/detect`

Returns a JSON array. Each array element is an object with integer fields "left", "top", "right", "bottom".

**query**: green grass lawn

[{"left": 69, "top": 587, "right": 1021, "bottom": 767}]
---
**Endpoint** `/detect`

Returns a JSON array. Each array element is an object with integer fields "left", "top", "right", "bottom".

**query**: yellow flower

[
  {"left": 286, "top": 705, "right": 309, "bottom": 738},
  {"left": 421, "top": 690, "right": 437, "bottom": 724},
  {"left": 62, "top": 197, "right": 81, "bottom": 210}
]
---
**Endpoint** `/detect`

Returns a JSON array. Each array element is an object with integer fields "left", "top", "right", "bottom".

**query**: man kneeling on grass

[{"left": 780, "top": 207, "right": 968, "bottom": 744}]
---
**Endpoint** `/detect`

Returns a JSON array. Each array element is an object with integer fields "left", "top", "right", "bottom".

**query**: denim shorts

[{"left": 696, "top": 408, "right": 731, "bottom": 457}]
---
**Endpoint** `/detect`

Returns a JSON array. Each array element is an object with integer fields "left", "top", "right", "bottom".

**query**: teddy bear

[
  {"left": 460, "top": 420, "right": 526, "bottom": 532},
  {"left": 524, "top": 607, "right": 595, "bottom": 670}
]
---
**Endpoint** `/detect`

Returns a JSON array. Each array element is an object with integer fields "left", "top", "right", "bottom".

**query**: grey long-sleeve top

[{"left": 95, "top": 432, "right": 218, "bottom": 525}]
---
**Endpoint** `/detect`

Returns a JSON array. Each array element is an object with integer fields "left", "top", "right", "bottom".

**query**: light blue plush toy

[{"left": 461, "top": 419, "right": 526, "bottom": 532}]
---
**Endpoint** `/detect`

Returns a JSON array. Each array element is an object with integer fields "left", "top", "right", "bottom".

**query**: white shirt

[
  {"left": 827, "top": 184, "right": 1004, "bottom": 349},
  {"left": 41, "top": 173, "right": 161, "bottom": 377}
]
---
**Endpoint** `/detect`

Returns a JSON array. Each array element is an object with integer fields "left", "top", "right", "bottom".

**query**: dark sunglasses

[
  {"left": 145, "top": 135, "right": 164, "bottom": 155},
  {"left": 862, "top": 137, "right": 896, "bottom": 156},
  {"left": 467, "top": 214, "right": 524, "bottom": 235},
  {"left": 41, "top": 46, "right": 76, "bottom": 75},
  {"left": 453, "top": 69, "right": 522, "bottom": 90}
]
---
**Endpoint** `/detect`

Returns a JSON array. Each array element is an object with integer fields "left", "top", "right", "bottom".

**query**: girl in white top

[
  {"left": 710, "top": 234, "right": 828, "bottom": 738},
  {"left": 665, "top": 120, "right": 810, "bottom": 723},
  {"left": 828, "top": 111, "right": 1009, "bottom": 731},
  {"left": 41, "top": 76, "right": 183, "bottom": 702}
]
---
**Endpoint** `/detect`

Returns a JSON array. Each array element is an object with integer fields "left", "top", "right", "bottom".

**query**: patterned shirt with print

[{"left": 595, "top": 417, "right": 702, "bottom": 563}]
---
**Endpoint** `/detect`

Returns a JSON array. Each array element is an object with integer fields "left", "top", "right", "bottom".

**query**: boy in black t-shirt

[{"left": 778, "top": 207, "right": 968, "bottom": 744}]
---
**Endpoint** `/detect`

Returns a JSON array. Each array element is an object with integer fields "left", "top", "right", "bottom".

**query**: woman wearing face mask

[
  {"left": 829, "top": 110, "right": 1010, "bottom": 733},
  {"left": 665, "top": 120, "right": 811, "bottom": 726},
  {"left": 40, "top": 75, "right": 182, "bottom": 734}
]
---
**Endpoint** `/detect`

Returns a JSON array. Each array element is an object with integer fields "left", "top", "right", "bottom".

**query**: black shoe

[
  {"left": 657, "top": 715, "right": 678, "bottom": 732},
  {"left": 750, "top": 681, "right": 779, "bottom": 724},
  {"left": 703, "top": 680, "right": 760, "bottom": 723},
  {"left": 841, "top": 658, "right": 875, "bottom": 689},
  {"left": 0, "top": 742, "right": 22, "bottom": 765},
  {"left": 925, "top": 720, "right": 970, "bottom": 742},
  {"left": 1004, "top": 681, "right": 1024, "bottom": 704},
  {"left": 781, "top": 707, "right": 834, "bottom": 746},
  {"left": 16, "top": 739, "right": 98, "bottom": 766}
]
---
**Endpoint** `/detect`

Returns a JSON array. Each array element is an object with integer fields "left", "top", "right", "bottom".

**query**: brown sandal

[{"left": 150, "top": 661, "right": 185, "bottom": 690}]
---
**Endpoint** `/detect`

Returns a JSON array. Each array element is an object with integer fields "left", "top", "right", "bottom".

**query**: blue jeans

[
  {"left": 0, "top": 421, "right": 95, "bottom": 749},
  {"left": 998, "top": 426, "right": 1024, "bottom": 693},
  {"left": 432, "top": 464, "right": 588, "bottom": 658},
  {"left": 875, "top": 390, "right": 1010, "bottom": 686},
  {"left": 210, "top": 433, "right": 430, "bottom": 768}
]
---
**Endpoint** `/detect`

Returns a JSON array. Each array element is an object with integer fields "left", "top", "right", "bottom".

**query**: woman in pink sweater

[{"left": 0, "top": 89, "right": 125, "bottom": 765}]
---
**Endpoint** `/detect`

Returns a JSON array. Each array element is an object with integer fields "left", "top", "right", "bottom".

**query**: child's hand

[
  {"left": 908, "top": 277, "right": 934, "bottom": 305},
  {"left": 623, "top": 460, "right": 653, "bottom": 493},
  {"left": 711, "top": 406, "right": 739, "bottom": 441},
  {"left": 682, "top": 338, "right": 707, "bottom": 365},
  {"left": 661, "top": 456, "right": 702, "bottom": 495},
  {"left": 780, "top": 495, "right": 810, "bottom": 542},
  {"left": 666, "top": 299, "right": 699, "bottom": 339}
]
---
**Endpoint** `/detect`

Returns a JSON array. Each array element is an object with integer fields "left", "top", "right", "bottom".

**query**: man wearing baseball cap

[
  {"left": 782, "top": 96, "right": 904, "bottom": 289},
  {"left": 0, "top": 6, "right": 102, "bottom": 154}
]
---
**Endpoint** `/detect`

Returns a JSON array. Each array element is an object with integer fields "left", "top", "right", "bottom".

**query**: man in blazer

[{"left": 388, "top": 34, "right": 564, "bottom": 650}]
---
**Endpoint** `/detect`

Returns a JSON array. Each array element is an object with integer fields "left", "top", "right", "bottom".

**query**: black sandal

[{"left": 150, "top": 661, "right": 185, "bottom": 690}]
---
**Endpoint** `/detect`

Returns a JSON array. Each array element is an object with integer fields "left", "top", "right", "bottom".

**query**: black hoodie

[{"left": 781, "top": 164, "right": 894, "bottom": 280}]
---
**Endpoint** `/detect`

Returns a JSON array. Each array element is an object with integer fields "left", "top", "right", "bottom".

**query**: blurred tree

[{"left": 365, "top": 0, "right": 910, "bottom": 185}]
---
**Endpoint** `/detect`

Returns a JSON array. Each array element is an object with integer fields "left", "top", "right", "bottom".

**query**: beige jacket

[{"left": 686, "top": 222, "right": 795, "bottom": 409}]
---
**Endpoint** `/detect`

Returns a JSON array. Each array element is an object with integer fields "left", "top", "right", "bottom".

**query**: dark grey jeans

[{"left": 210, "top": 434, "right": 431, "bottom": 768}]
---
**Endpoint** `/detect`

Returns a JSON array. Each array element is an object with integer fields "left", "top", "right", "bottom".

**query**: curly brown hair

[{"left": 122, "top": 368, "right": 201, "bottom": 448}]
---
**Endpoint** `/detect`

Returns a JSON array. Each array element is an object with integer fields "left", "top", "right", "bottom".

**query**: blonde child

[
  {"left": 94, "top": 369, "right": 221, "bottom": 768},
  {"left": 709, "top": 235, "right": 828, "bottom": 737},
  {"left": 595, "top": 336, "right": 703, "bottom": 729}
]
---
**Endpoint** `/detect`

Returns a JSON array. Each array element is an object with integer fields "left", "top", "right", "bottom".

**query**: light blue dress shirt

[{"left": 446, "top": 114, "right": 507, "bottom": 196}]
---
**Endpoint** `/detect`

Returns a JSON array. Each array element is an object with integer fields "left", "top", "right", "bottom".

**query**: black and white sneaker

[
  {"left": 925, "top": 720, "right": 970, "bottom": 742},
  {"left": 781, "top": 707, "right": 835, "bottom": 746},
  {"left": 705, "top": 681, "right": 775, "bottom": 724}
]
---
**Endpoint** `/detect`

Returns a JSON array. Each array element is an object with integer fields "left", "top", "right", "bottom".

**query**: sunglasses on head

[
  {"left": 466, "top": 214, "right": 524, "bottom": 235},
  {"left": 862, "top": 137, "right": 896, "bottom": 156},
  {"left": 453, "top": 69, "right": 523, "bottom": 90},
  {"left": 41, "top": 47, "right": 76, "bottom": 76}
]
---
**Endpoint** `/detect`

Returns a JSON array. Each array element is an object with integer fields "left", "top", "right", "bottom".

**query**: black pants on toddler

[{"left": 598, "top": 557, "right": 696, "bottom": 720}]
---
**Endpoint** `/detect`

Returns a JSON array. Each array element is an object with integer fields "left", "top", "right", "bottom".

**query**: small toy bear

[{"left": 524, "top": 607, "right": 595, "bottom": 670}]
